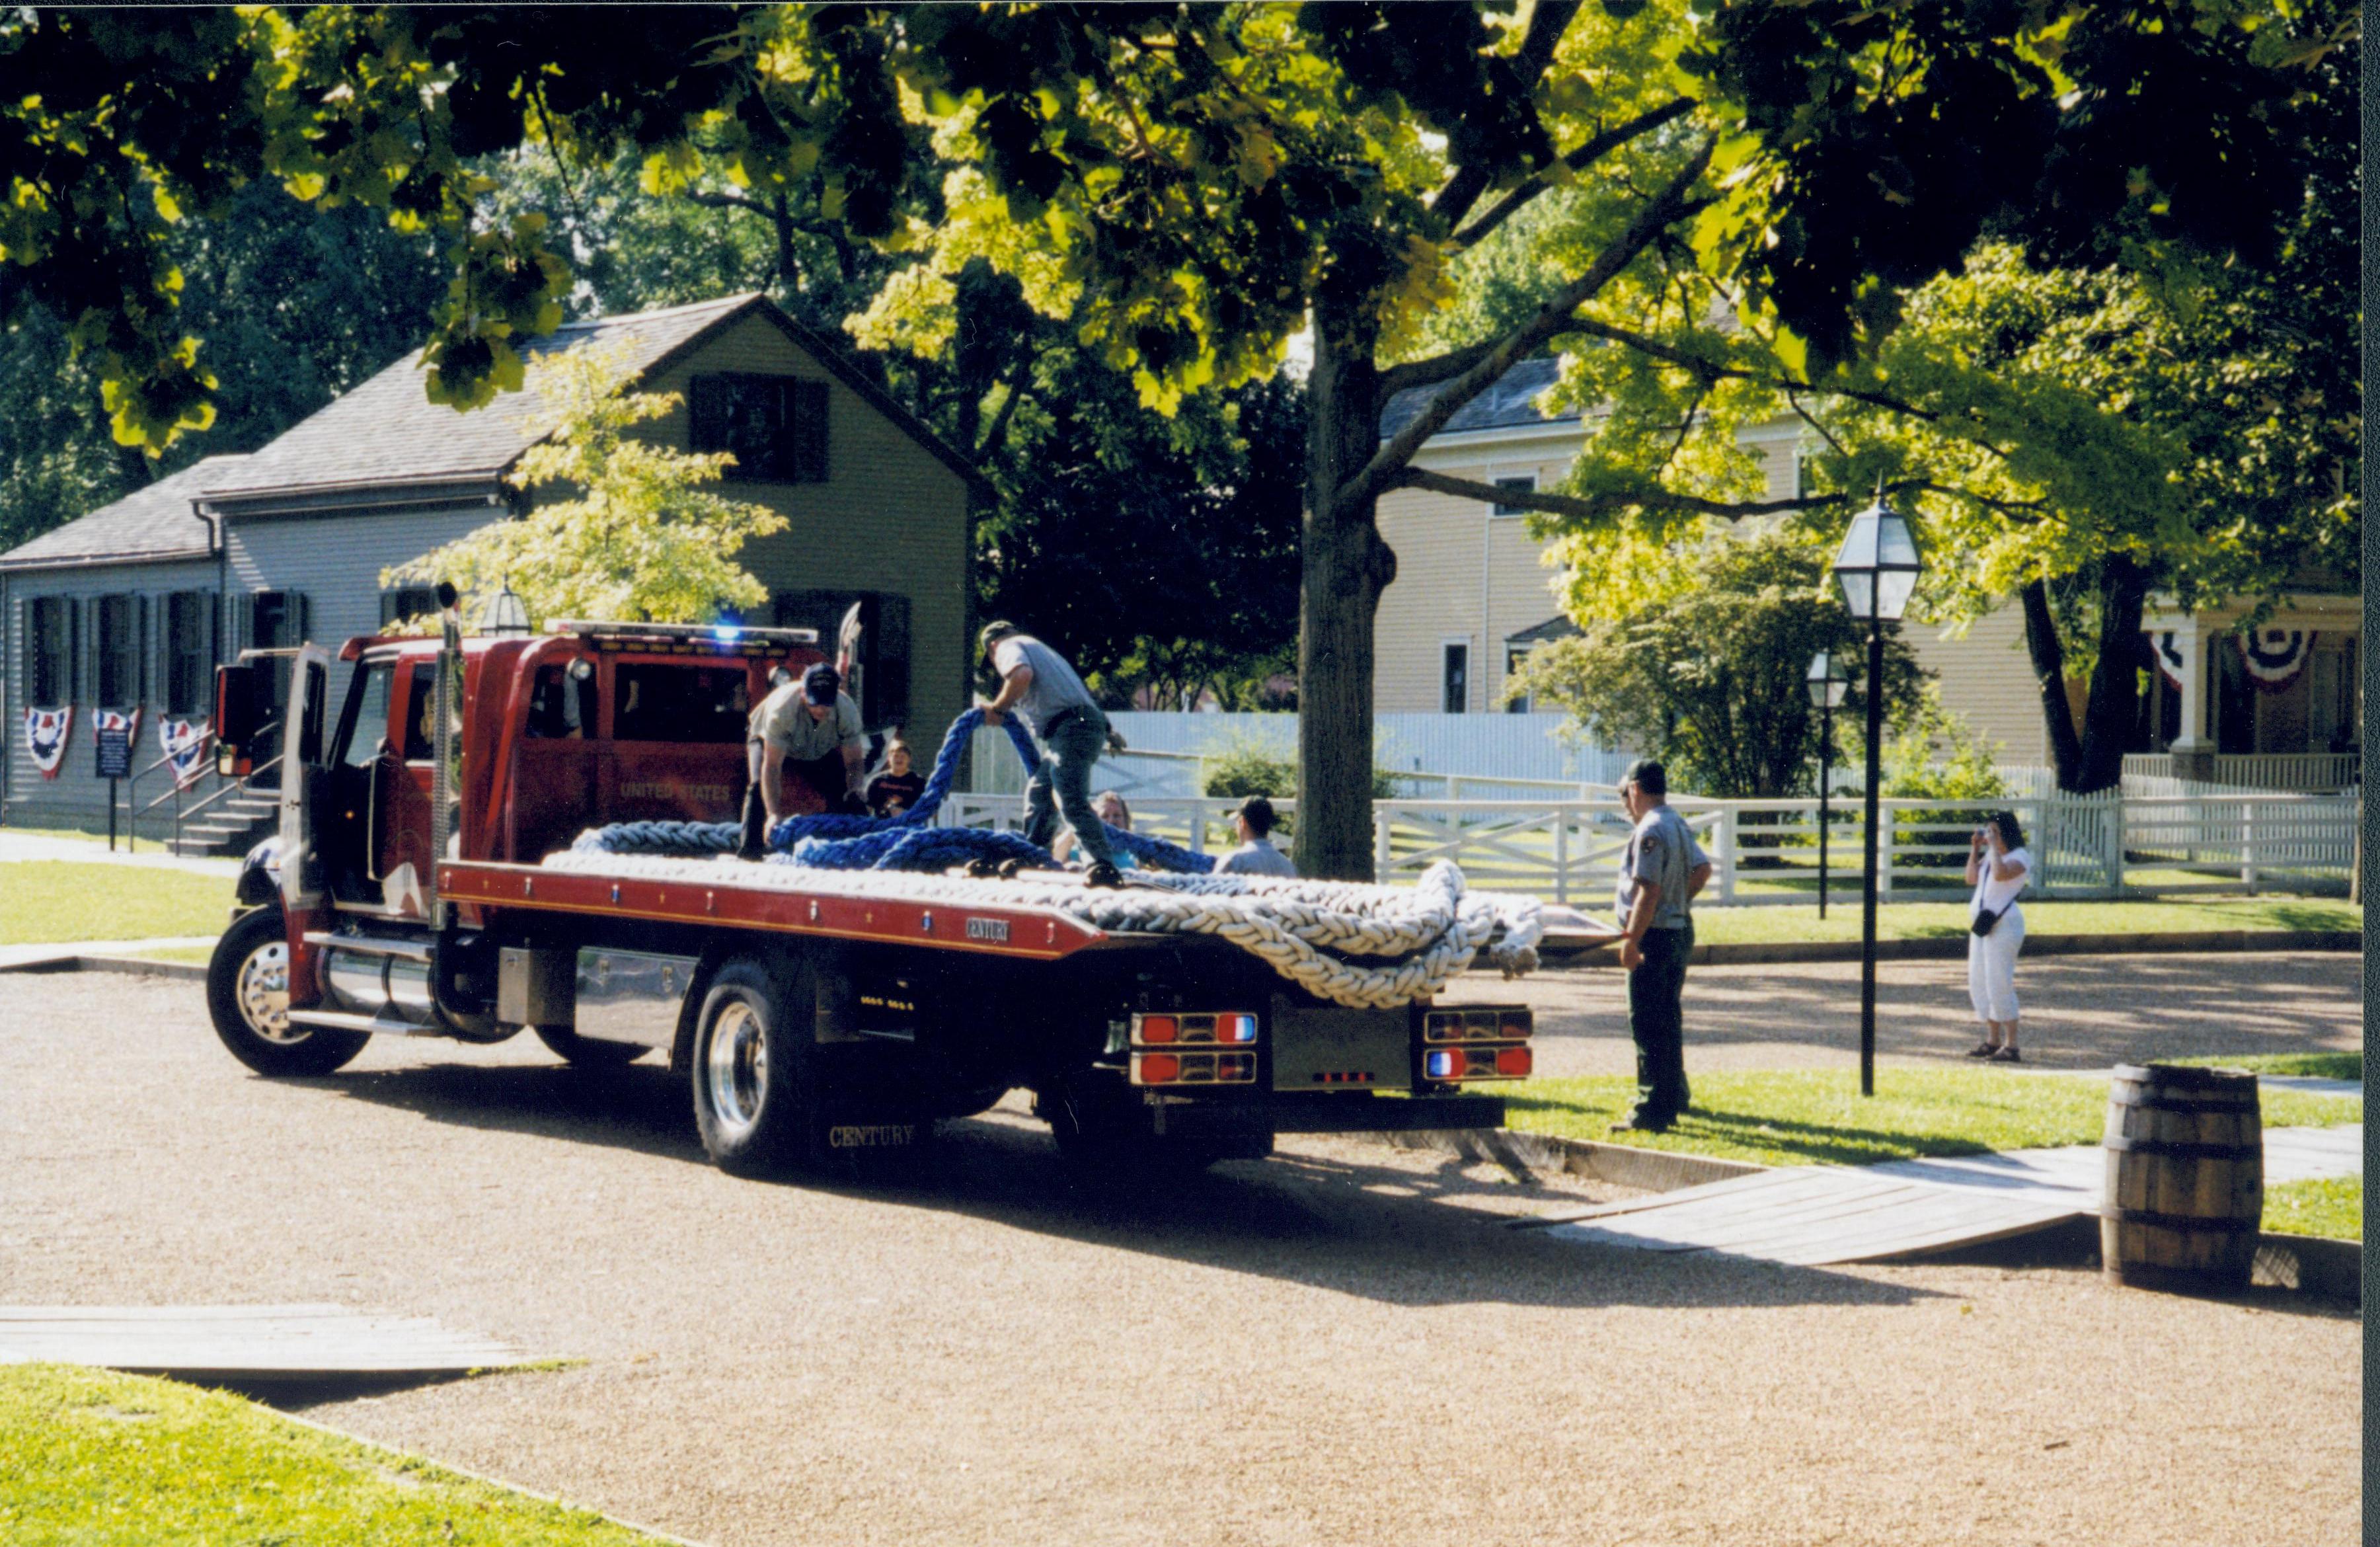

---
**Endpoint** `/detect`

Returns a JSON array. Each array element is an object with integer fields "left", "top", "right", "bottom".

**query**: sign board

[{"left": 95, "top": 724, "right": 133, "bottom": 779}]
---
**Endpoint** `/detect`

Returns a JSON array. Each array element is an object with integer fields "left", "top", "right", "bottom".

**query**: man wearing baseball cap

[
  {"left": 978, "top": 620, "right": 1124, "bottom": 887},
  {"left": 742, "top": 661, "right": 866, "bottom": 855},
  {"left": 1611, "top": 758, "right": 1711, "bottom": 1133}
]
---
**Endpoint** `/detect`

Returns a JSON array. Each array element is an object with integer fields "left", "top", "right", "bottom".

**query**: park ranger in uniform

[
  {"left": 1611, "top": 758, "right": 1712, "bottom": 1134},
  {"left": 976, "top": 621, "right": 1124, "bottom": 888}
]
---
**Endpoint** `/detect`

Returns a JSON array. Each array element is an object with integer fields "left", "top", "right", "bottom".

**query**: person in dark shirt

[{"left": 864, "top": 736, "right": 927, "bottom": 816}]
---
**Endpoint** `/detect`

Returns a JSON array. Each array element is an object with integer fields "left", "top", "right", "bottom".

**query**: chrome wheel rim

[
  {"left": 705, "top": 1000, "right": 768, "bottom": 1138},
  {"left": 237, "top": 942, "right": 295, "bottom": 1043}
]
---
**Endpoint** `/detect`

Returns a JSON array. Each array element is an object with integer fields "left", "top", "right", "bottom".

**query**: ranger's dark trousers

[{"left": 1627, "top": 921, "right": 1693, "bottom": 1123}]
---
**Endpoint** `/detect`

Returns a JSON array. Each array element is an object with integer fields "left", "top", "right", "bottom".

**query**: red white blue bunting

[
  {"left": 24, "top": 707, "right": 71, "bottom": 778},
  {"left": 2149, "top": 631, "right": 2186, "bottom": 690},
  {"left": 2238, "top": 628, "right": 2313, "bottom": 693},
  {"left": 159, "top": 717, "right": 212, "bottom": 791},
  {"left": 93, "top": 707, "right": 140, "bottom": 754}
]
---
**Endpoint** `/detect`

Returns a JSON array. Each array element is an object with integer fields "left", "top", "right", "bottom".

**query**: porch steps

[{"left": 164, "top": 793, "right": 280, "bottom": 858}]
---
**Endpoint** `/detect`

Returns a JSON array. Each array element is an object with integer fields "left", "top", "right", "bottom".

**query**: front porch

[{"left": 2140, "top": 594, "right": 2359, "bottom": 788}]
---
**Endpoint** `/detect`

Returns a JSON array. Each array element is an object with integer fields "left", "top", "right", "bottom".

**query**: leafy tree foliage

[
  {"left": 0, "top": 3, "right": 2343, "bottom": 870},
  {"left": 384, "top": 350, "right": 786, "bottom": 625},
  {"left": 1508, "top": 530, "right": 1923, "bottom": 799},
  {"left": 1, "top": 178, "right": 443, "bottom": 553}
]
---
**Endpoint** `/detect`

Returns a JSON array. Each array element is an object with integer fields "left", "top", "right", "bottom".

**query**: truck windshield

[{"left": 612, "top": 664, "right": 751, "bottom": 744}]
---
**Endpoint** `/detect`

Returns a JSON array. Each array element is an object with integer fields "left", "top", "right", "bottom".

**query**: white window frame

[{"left": 1441, "top": 638, "right": 1472, "bottom": 715}]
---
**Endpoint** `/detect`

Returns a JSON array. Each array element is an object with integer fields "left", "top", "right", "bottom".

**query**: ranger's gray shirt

[
  {"left": 992, "top": 635, "right": 1103, "bottom": 739},
  {"left": 1616, "top": 804, "right": 1707, "bottom": 930},
  {"left": 1218, "top": 836, "right": 1297, "bottom": 877}
]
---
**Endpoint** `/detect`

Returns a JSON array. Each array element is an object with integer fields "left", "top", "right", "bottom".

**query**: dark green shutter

[
  {"left": 689, "top": 374, "right": 730, "bottom": 456},
  {"left": 792, "top": 380, "right": 829, "bottom": 483}
]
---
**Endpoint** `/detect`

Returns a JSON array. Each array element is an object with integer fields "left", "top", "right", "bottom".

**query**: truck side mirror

[{"left": 213, "top": 663, "right": 266, "bottom": 776}]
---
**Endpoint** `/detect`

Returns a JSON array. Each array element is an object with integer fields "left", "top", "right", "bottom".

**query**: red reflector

[
  {"left": 1138, "top": 1053, "right": 1180, "bottom": 1084},
  {"left": 1139, "top": 1016, "right": 1178, "bottom": 1045},
  {"left": 1495, "top": 1046, "right": 1533, "bottom": 1078}
]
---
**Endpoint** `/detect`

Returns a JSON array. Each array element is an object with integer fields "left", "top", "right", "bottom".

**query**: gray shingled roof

[
  {"left": 1378, "top": 356, "right": 1577, "bottom": 439},
  {"left": 1504, "top": 615, "right": 1582, "bottom": 647},
  {"left": 0, "top": 456, "right": 246, "bottom": 570},
  {"left": 203, "top": 293, "right": 765, "bottom": 502}
]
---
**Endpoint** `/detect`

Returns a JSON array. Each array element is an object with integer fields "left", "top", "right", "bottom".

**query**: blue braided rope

[{"left": 570, "top": 702, "right": 1215, "bottom": 874}]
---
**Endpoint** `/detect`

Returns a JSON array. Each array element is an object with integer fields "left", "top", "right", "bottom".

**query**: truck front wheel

[
  {"left": 690, "top": 956, "right": 811, "bottom": 1176},
  {"left": 206, "top": 907, "right": 367, "bottom": 1077}
]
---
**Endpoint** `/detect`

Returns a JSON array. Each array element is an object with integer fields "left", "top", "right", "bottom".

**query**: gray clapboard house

[{"left": 2, "top": 292, "right": 985, "bottom": 846}]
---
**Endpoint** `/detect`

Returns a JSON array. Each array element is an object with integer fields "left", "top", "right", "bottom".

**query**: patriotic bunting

[
  {"left": 160, "top": 717, "right": 212, "bottom": 791},
  {"left": 24, "top": 707, "right": 71, "bottom": 778},
  {"left": 2238, "top": 629, "right": 2313, "bottom": 693}
]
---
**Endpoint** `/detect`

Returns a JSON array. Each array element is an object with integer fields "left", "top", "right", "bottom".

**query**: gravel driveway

[{"left": 0, "top": 969, "right": 2358, "bottom": 1547}]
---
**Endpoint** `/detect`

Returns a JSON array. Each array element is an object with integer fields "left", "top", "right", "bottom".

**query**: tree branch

[
  {"left": 1451, "top": 97, "right": 1700, "bottom": 249},
  {"left": 1337, "top": 137, "right": 1714, "bottom": 519},
  {"left": 1378, "top": 340, "right": 1500, "bottom": 401},
  {"left": 1562, "top": 315, "right": 1942, "bottom": 422},
  {"left": 1429, "top": 0, "right": 1582, "bottom": 233},
  {"left": 685, "top": 188, "right": 774, "bottom": 218},
  {"left": 1389, "top": 466, "right": 1913, "bottom": 523},
  {"left": 976, "top": 377, "right": 1029, "bottom": 466}
]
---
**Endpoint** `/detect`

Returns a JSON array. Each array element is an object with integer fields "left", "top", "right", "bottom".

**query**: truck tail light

[
  {"left": 1132, "top": 1012, "right": 1256, "bottom": 1048},
  {"left": 1423, "top": 1006, "right": 1534, "bottom": 1044},
  {"left": 1420, "top": 1006, "right": 1530, "bottom": 1084},
  {"left": 1132, "top": 1050, "right": 1257, "bottom": 1086}
]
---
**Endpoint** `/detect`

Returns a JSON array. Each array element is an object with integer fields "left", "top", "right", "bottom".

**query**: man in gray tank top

[
  {"left": 1612, "top": 759, "right": 1712, "bottom": 1132},
  {"left": 978, "top": 621, "right": 1123, "bottom": 886}
]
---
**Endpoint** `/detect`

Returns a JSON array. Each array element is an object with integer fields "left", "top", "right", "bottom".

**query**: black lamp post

[
  {"left": 1831, "top": 491, "right": 1921, "bottom": 1097},
  {"left": 1806, "top": 650, "right": 1849, "bottom": 919}
]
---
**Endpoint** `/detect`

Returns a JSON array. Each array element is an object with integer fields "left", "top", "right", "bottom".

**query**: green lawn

[
  {"left": 2168, "top": 1051, "right": 2361, "bottom": 1081},
  {"left": 0, "top": 862, "right": 233, "bottom": 945},
  {"left": 1504, "top": 1067, "right": 2362, "bottom": 1168},
  {"left": 1688, "top": 896, "right": 2360, "bottom": 946},
  {"left": 2264, "top": 1176, "right": 2361, "bottom": 1242},
  {"left": 0, "top": 1365, "right": 666, "bottom": 1546}
]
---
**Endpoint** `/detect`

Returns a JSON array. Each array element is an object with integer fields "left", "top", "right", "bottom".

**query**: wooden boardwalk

[
  {"left": 0, "top": 1304, "right": 531, "bottom": 1383},
  {"left": 1525, "top": 1124, "right": 2361, "bottom": 1268}
]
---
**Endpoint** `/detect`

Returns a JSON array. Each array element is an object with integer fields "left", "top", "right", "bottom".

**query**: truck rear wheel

[
  {"left": 206, "top": 907, "right": 367, "bottom": 1078},
  {"left": 691, "top": 957, "right": 812, "bottom": 1176}
]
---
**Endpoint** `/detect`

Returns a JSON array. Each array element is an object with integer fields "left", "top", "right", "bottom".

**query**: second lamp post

[
  {"left": 1806, "top": 650, "right": 1849, "bottom": 919},
  {"left": 1830, "top": 491, "right": 1921, "bottom": 1098}
]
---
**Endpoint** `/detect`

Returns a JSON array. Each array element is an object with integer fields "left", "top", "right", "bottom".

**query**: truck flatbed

[{"left": 440, "top": 857, "right": 1119, "bottom": 962}]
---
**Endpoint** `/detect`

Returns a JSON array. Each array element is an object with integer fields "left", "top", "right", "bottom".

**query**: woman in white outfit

[{"left": 1964, "top": 810, "right": 2032, "bottom": 1061}]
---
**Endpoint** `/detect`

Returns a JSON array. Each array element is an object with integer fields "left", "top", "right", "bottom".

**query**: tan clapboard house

[
  {"left": 2, "top": 292, "right": 985, "bottom": 838},
  {"left": 1371, "top": 360, "right": 2361, "bottom": 781}
]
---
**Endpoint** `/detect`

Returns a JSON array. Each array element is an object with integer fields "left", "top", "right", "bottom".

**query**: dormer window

[{"left": 689, "top": 374, "right": 829, "bottom": 483}]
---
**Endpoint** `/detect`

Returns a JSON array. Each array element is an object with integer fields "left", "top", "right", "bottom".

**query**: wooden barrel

[{"left": 2101, "top": 1063, "right": 2262, "bottom": 1292}]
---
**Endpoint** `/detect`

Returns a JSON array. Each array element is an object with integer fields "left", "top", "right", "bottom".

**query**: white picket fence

[
  {"left": 939, "top": 788, "right": 2358, "bottom": 904},
  {"left": 965, "top": 711, "right": 1635, "bottom": 798}
]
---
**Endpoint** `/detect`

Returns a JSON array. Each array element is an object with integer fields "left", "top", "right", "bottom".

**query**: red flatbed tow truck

[{"left": 203, "top": 616, "right": 1534, "bottom": 1176}]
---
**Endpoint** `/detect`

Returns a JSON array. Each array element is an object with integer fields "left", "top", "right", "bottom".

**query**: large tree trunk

[
  {"left": 2019, "top": 562, "right": 2151, "bottom": 794},
  {"left": 2018, "top": 578, "right": 2086, "bottom": 789},
  {"left": 2073, "top": 553, "right": 2151, "bottom": 792},
  {"left": 1293, "top": 299, "right": 1395, "bottom": 881}
]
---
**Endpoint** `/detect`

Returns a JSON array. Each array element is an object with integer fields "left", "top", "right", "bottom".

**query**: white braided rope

[{"left": 539, "top": 849, "right": 1541, "bottom": 1009}]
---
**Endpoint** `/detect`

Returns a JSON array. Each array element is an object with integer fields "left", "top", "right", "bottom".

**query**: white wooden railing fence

[{"left": 939, "top": 789, "right": 2357, "bottom": 904}]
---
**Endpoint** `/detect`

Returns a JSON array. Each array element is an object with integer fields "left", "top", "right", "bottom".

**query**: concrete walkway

[
  {"left": 0, "top": 936, "right": 220, "bottom": 971},
  {"left": 0, "top": 830, "right": 242, "bottom": 875}
]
